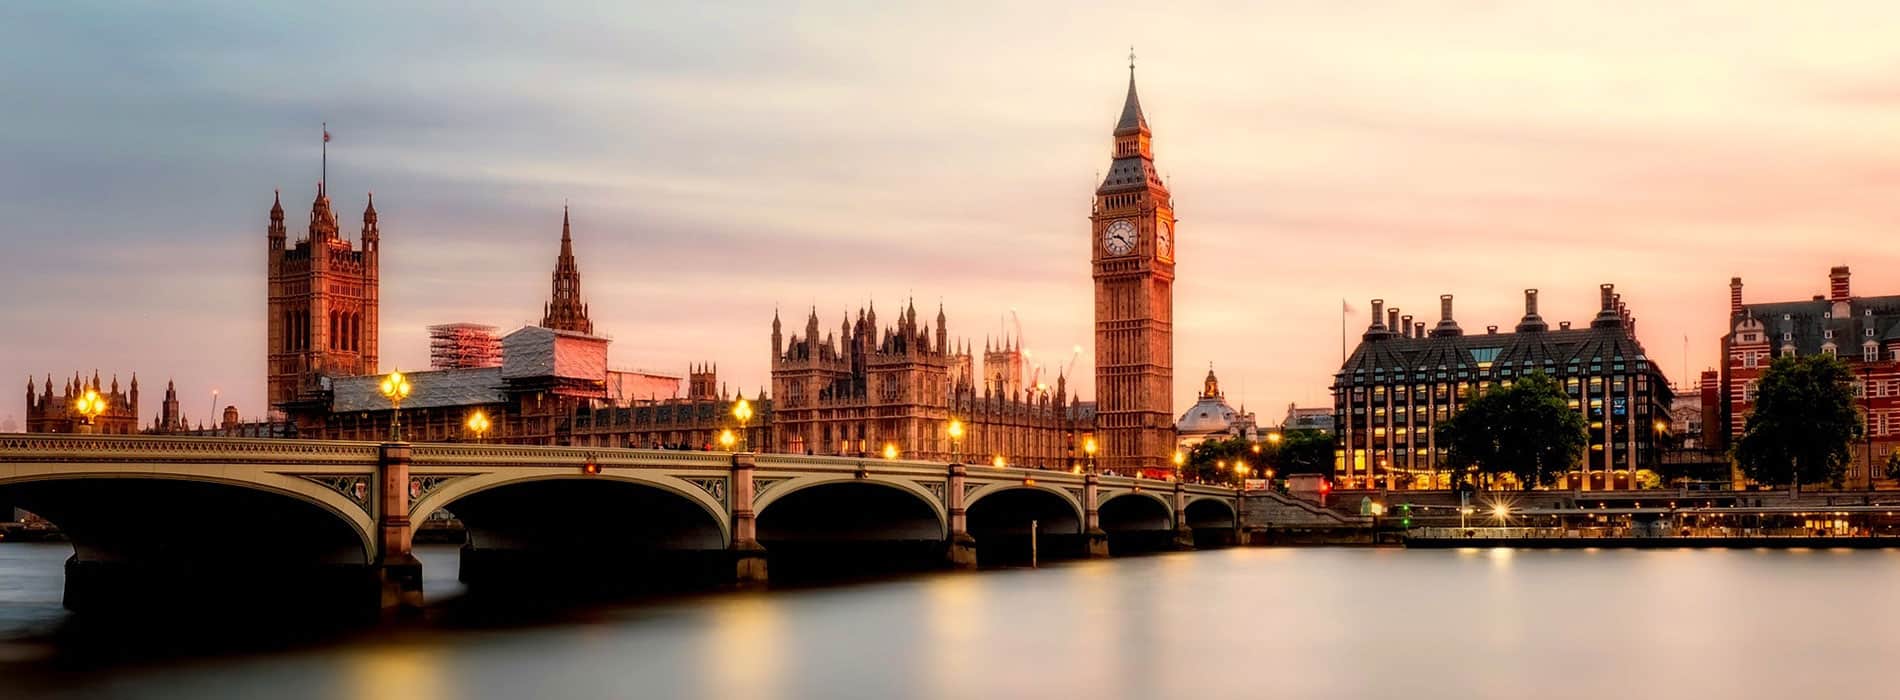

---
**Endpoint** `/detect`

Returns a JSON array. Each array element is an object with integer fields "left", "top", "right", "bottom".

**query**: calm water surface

[{"left": 0, "top": 543, "right": 1895, "bottom": 699}]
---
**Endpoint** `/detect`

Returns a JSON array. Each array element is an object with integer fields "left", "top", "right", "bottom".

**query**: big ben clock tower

[{"left": 1091, "top": 58, "right": 1175, "bottom": 474}]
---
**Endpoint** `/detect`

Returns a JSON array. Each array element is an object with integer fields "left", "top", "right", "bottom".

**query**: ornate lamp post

[
  {"left": 1235, "top": 460, "right": 1251, "bottom": 489},
  {"left": 465, "top": 409, "right": 491, "bottom": 443},
  {"left": 73, "top": 389, "right": 107, "bottom": 433},
  {"left": 379, "top": 369, "right": 412, "bottom": 442},
  {"left": 719, "top": 428, "right": 737, "bottom": 451},
  {"left": 732, "top": 397, "right": 754, "bottom": 452},
  {"left": 947, "top": 418, "right": 964, "bottom": 464},
  {"left": 882, "top": 442, "right": 899, "bottom": 460},
  {"left": 1267, "top": 431, "right": 1283, "bottom": 446},
  {"left": 992, "top": 454, "right": 1006, "bottom": 469},
  {"left": 1084, "top": 436, "right": 1098, "bottom": 473},
  {"left": 1172, "top": 450, "right": 1186, "bottom": 482}
]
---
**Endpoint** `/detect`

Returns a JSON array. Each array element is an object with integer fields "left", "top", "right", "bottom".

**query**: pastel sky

[{"left": 5, "top": 2, "right": 1900, "bottom": 427}]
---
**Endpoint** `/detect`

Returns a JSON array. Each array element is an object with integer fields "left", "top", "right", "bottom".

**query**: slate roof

[
  {"left": 1738, "top": 294, "right": 1900, "bottom": 355},
  {"left": 329, "top": 367, "right": 506, "bottom": 413},
  {"left": 1337, "top": 325, "right": 1656, "bottom": 388}
]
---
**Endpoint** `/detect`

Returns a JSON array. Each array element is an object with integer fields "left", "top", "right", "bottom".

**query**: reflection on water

[{"left": 1, "top": 542, "right": 1899, "bottom": 698}]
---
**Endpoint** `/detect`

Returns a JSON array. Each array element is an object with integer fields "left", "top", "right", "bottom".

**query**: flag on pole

[
  {"left": 323, "top": 128, "right": 331, "bottom": 143},
  {"left": 1342, "top": 299, "right": 1355, "bottom": 314}
]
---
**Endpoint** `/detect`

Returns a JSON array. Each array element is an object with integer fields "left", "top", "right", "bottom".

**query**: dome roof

[{"left": 1175, "top": 394, "right": 1240, "bottom": 435}]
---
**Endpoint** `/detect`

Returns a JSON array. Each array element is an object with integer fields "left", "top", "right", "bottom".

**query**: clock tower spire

[{"left": 1090, "top": 56, "right": 1175, "bottom": 475}]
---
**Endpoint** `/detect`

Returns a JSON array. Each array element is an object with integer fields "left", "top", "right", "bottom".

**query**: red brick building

[{"left": 1721, "top": 266, "right": 1900, "bottom": 487}]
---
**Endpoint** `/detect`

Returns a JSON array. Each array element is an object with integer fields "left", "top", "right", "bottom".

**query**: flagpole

[
  {"left": 321, "top": 122, "right": 327, "bottom": 192},
  {"left": 1340, "top": 299, "right": 1347, "bottom": 363}
]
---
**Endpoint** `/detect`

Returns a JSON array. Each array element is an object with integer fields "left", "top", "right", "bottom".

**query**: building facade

[
  {"left": 1721, "top": 267, "right": 1900, "bottom": 487},
  {"left": 1281, "top": 405, "right": 1335, "bottom": 435},
  {"left": 769, "top": 304, "right": 1090, "bottom": 469},
  {"left": 281, "top": 211, "right": 765, "bottom": 451},
  {"left": 1333, "top": 286, "right": 1674, "bottom": 490},
  {"left": 1091, "top": 63, "right": 1176, "bottom": 473},
  {"left": 267, "top": 184, "right": 380, "bottom": 413},
  {"left": 25, "top": 372, "right": 139, "bottom": 434},
  {"left": 1174, "top": 367, "right": 1257, "bottom": 448}
]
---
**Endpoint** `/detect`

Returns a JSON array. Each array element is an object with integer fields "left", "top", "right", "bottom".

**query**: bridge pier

[
  {"left": 730, "top": 452, "right": 769, "bottom": 587},
  {"left": 1083, "top": 472, "right": 1110, "bottom": 558},
  {"left": 945, "top": 463, "right": 978, "bottom": 569},
  {"left": 377, "top": 442, "right": 424, "bottom": 616},
  {"left": 1171, "top": 482, "right": 1196, "bottom": 550}
]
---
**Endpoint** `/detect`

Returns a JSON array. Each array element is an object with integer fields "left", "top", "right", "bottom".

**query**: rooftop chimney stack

[
  {"left": 1730, "top": 277, "right": 1744, "bottom": 315},
  {"left": 1516, "top": 288, "right": 1548, "bottom": 332},
  {"left": 1400, "top": 314, "right": 1414, "bottom": 338},
  {"left": 1431, "top": 294, "right": 1463, "bottom": 337},
  {"left": 1415, "top": 322, "right": 1425, "bottom": 338},
  {"left": 1592, "top": 284, "right": 1623, "bottom": 328},
  {"left": 1370, "top": 299, "right": 1386, "bottom": 329},
  {"left": 1387, "top": 307, "right": 1401, "bottom": 333},
  {"left": 1830, "top": 266, "right": 1851, "bottom": 302}
]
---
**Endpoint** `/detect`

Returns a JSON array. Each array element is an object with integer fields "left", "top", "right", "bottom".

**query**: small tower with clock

[{"left": 1090, "top": 55, "right": 1175, "bottom": 474}]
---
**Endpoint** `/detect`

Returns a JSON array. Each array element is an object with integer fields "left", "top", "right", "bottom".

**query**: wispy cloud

[{"left": 4, "top": 1, "right": 1900, "bottom": 422}]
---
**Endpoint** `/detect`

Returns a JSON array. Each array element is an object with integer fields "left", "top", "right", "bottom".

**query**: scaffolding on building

[{"left": 428, "top": 323, "right": 502, "bottom": 370}]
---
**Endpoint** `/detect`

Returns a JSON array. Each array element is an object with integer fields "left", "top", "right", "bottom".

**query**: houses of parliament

[{"left": 30, "top": 65, "right": 1181, "bottom": 476}]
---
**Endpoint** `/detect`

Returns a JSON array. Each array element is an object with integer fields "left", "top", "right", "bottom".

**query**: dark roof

[
  {"left": 1337, "top": 325, "right": 1657, "bottom": 387},
  {"left": 1738, "top": 295, "right": 1900, "bottom": 355},
  {"left": 331, "top": 367, "right": 506, "bottom": 413},
  {"left": 1116, "top": 72, "right": 1148, "bottom": 134}
]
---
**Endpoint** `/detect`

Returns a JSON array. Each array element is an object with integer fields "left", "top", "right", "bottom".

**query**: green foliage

[
  {"left": 1179, "top": 430, "right": 1332, "bottom": 484},
  {"left": 1734, "top": 354, "right": 1862, "bottom": 489},
  {"left": 1277, "top": 430, "right": 1335, "bottom": 476},
  {"left": 1434, "top": 372, "right": 1588, "bottom": 488},
  {"left": 1183, "top": 436, "right": 1264, "bottom": 485},
  {"left": 1884, "top": 450, "right": 1900, "bottom": 482}
]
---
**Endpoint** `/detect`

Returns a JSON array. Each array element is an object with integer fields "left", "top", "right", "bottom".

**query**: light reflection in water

[
  {"left": 698, "top": 593, "right": 784, "bottom": 700},
  {"left": 347, "top": 644, "right": 451, "bottom": 700},
  {"left": 0, "top": 546, "right": 1897, "bottom": 699}
]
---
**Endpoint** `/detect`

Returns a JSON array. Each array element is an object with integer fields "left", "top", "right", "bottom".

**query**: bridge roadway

[{"left": 0, "top": 434, "right": 1240, "bottom": 615}]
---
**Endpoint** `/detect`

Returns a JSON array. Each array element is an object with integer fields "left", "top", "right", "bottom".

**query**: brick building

[{"left": 1720, "top": 267, "right": 1900, "bottom": 487}]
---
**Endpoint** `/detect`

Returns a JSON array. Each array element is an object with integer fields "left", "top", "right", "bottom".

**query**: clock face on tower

[
  {"left": 1103, "top": 219, "right": 1136, "bottom": 256},
  {"left": 1156, "top": 220, "right": 1173, "bottom": 260}
]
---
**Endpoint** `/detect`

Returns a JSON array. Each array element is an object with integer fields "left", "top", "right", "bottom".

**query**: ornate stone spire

[
  {"left": 539, "top": 206, "right": 594, "bottom": 335},
  {"left": 1116, "top": 48, "right": 1149, "bottom": 135}
]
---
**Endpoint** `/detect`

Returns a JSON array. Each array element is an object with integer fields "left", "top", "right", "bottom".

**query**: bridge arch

[
  {"left": 966, "top": 482, "right": 1086, "bottom": 534},
  {"left": 0, "top": 467, "right": 376, "bottom": 563},
  {"left": 1184, "top": 496, "right": 1238, "bottom": 530},
  {"left": 753, "top": 475, "right": 948, "bottom": 539},
  {"left": 1099, "top": 491, "right": 1175, "bottom": 531},
  {"left": 408, "top": 470, "right": 730, "bottom": 549}
]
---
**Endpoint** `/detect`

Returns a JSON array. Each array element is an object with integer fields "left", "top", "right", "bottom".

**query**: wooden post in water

[{"left": 1030, "top": 519, "right": 1039, "bottom": 568}]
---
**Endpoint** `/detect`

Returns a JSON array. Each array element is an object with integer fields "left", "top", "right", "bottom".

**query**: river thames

[{"left": 1, "top": 543, "right": 1897, "bottom": 699}]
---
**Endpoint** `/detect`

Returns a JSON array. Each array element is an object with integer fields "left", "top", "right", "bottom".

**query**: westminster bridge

[{"left": 0, "top": 434, "right": 1241, "bottom": 615}]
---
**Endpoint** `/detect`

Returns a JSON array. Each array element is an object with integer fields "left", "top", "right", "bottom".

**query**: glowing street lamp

[
  {"left": 732, "top": 397, "right": 754, "bottom": 452},
  {"left": 1267, "top": 431, "right": 1283, "bottom": 445},
  {"left": 947, "top": 418, "right": 964, "bottom": 463},
  {"left": 465, "top": 409, "right": 491, "bottom": 443},
  {"left": 883, "top": 442, "right": 899, "bottom": 460},
  {"left": 73, "top": 389, "right": 107, "bottom": 432},
  {"left": 992, "top": 454, "right": 1006, "bottom": 469},
  {"left": 1083, "top": 436, "right": 1098, "bottom": 472},
  {"left": 379, "top": 369, "right": 412, "bottom": 442},
  {"left": 719, "top": 429, "right": 737, "bottom": 451},
  {"left": 1172, "top": 450, "right": 1186, "bottom": 481}
]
